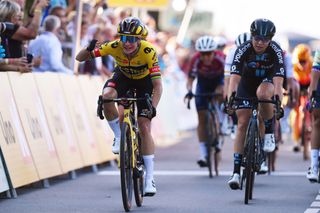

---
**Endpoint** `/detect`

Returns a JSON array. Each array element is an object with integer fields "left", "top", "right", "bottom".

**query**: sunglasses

[
  {"left": 253, "top": 35, "right": 270, "bottom": 43},
  {"left": 120, "top": 35, "right": 139, "bottom": 43}
]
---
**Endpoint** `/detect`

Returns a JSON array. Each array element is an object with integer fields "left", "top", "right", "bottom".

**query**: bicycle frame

[
  {"left": 99, "top": 93, "right": 152, "bottom": 212},
  {"left": 229, "top": 94, "right": 282, "bottom": 204}
]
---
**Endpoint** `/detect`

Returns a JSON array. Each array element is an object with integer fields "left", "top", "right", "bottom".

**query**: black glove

[
  {"left": 275, "top": 107, "right": 284, "bottom": 120},
  {"left": 97, "top": 95, "right": 104, "bottom": 120},
  {"left": 86, "top": 39, "right": 98, "bottom": 51},
  {"left": 184, "top": 91, "right": 193, "bottom": 100}
]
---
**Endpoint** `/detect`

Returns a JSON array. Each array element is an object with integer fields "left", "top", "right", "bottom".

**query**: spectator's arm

[{"left": 12, "top": 0, "right": 49, "bottom": 40}]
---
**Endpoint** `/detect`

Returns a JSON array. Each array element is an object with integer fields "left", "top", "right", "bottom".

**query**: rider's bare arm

[
  {"left": 228, "top": 74, "right": 241, "bottom": 99},
  {"left": 75, "top": 48, "right": 94, "bottom": 62},
  {"left": 151, "top": 78, "right": 162, "bottom": 108},
  {"left": 273, "top": 76, "right": 284, "bottom": 101}
]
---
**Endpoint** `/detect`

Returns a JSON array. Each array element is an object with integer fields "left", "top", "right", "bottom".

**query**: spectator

[
  {"left": 0, "top": 0, "right": 49, "bottom": 58},
  {"left": 28, "top": 15, "right": 73, "bottom": 74}
]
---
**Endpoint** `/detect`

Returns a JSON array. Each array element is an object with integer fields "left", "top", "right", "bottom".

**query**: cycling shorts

[
  {"left": 103, "top": 69, "right": 153, "bottom": 118},
  {"left": 195, "top": 76, "right": 224, "bottom": 111},
  {"left": 312, "top": 82, "right": 320, "bottom": 109},
  {"left": 236, "top": 76, "right": 273, "bottom": 109}
]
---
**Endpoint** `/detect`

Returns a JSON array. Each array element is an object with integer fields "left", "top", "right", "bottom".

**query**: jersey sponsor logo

[
  {"left": 143, "top": 47, "right": 154, "bottom": 54},
  {"left": 107, "top": 82, "right": 116, "bottom": 87},
  {"left": 150, "top": 66, "right": 160, "bottom": 73},
  {"left": 234, "top": 43, "right": 251, "bottom": 63},
  {"left": 270, "top": 42, "right": 284, "bottom": 64},
  {"left": 111, "top": 41, "right": 119, "bottom": 48}
]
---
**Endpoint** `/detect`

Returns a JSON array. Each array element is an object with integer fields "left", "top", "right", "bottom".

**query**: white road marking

[
  {"left": 97, "top": 170, "right": 307, "bottom": 176},
  {"left": 304, "top": 209, "right": 320, "bottom": 213}
]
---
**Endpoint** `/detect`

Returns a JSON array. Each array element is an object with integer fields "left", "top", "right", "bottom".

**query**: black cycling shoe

[{"left": 197, "top": 159, "right": 208, "bottom": 167}]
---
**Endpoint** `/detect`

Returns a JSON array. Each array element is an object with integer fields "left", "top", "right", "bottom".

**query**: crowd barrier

[{"left": 0, "top": 71, "right": 197, "bottom": 197}]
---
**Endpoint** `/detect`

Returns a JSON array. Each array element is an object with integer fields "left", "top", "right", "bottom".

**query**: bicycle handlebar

[
  {"left": 97, "top": 94, "right": 153, "bottom": 120},
  {"left": 185, "top": 92, "right": 223, "bottom": 109},
  {"left": 228, "top": 92, "right": 283, "bottom": 120}
]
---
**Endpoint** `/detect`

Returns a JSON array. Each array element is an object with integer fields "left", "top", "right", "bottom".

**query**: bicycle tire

[
  {"left": 120, "top": 122, "right": 133, "bottom": 212},
  {"left": 133, "top": 134, "right": 144, "bottom": 207},
  {"left": 243, "top": 121, "right": 257, "bottom": 204},
  {"left": 206, "top": 111, "right": 214, "bottom": 178},
  {"left": 210, "top": 110, "right": 220, "bottom": 176}
]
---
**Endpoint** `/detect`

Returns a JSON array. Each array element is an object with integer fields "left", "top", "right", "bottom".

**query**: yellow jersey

[{"left": 93, "top": 40, "right": 161, "bottom": 80}]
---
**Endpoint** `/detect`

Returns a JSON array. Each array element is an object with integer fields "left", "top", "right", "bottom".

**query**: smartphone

[{"left": 27, "top": 53, "right": 33, "bottom": 63}]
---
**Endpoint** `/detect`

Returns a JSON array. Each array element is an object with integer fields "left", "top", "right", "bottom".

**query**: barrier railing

[{"left": 0, "top": 71, "right": 197, "bottom": 197}]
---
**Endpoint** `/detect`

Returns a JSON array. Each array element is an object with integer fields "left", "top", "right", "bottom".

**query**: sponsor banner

[
  {"left": 33, "top": 73, "right": 84, "bottom": 173},
  {"left": 58, "top": 74, "right": 102, "bottom": 166},
  {"left": 8, "top": 72, "right": 62, "bottom": 179},
  {"left": 108, "top": 0, "right": 169, "bottom": 8},
  {"left": 77, "top": 75, "right": 116, "bottom": 162},
  {"left": 0, "top": 151, "right": 9, "bottom": 193},
  {"left": 0, "top": 73, "right": 39, "bottom": 187}
]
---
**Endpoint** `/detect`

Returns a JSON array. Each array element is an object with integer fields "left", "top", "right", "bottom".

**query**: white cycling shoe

[
  {"left": 144, "top": 179, "right": 157, "bottom": 196},
  {"left": 111, "top": 138, "right": 120, "bottom": 154},
  {"left": 263, "top": 133, "right": 276, "bottom": 152},
  {"left": 228, "top": 173, "right": 240, "bottom": 190},
  {"left": 307, "top": 167, "right": 318, "bottom": 183}
]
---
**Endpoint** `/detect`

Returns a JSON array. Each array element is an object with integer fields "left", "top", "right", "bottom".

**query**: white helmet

[
  {"left": 235, "top": 32, "right": 251, "bottom": 47},
  {"left": 213, "top": 36, "right": 227, "bottom": 49},
  {"left": 195, "top": 35, "right": 217, "bottom": 52}
]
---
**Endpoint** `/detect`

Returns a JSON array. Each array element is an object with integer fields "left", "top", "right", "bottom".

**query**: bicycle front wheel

[
  {"left": 243, "top": 121, "right": 257, "bottom": 204},
  {"left": 120, "top": 122, "right": 133, "bottom": 212}
]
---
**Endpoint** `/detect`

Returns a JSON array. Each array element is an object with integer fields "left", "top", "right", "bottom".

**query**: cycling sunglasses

[
  {"left": 253, "top": 35, "right": 270, "bottom": 43},
  {"left": 120, "top": 35, "right": 139, "bottom": 43}
]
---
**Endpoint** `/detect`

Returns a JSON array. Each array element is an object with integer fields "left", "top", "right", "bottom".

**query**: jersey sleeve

[
  {"left": 270, "top": 42, "right": 285, "bottom": 78},
  {"left": 93, "top": 40, "right": 119, "bottom": 57},
  {"left": 230, "top": 46, "right": 245, "bottom": 76},
  {"left": 224, "top": 47, "right": 236, "bottom": 77},
  {"left": 313, "top": 50, "right": 320, "bottom": 72},
  {"left": 284, "top": 53, "right": 294, "bottom": 78},
  {"left": 144, "top": 43, "right": 161, "bottom": 80}
]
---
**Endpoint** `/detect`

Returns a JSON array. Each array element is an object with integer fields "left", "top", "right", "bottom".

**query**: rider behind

[
  {"left": 306, "top": 50, "right": 320, "bottom": 182},
  {"left": 224, "top": 32, "right": 251, "bottom": 139},
  {"left": 185, "top": 35, "right": 225, "bottom": 167},
  {"left": 226, "top": 18, "right": 285, "bottom": 189},
  {"left": 76, "top": 17, "right": 162, "bottom": 196}
]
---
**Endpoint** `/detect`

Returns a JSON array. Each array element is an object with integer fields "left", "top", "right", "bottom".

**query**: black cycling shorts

[{"left": 103, "top": 70, "right": 153, "bottom": 118}]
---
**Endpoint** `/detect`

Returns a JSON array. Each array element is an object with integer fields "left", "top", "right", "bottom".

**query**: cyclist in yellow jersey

[{"left": 76, "top": 17, "right": 162, "bottom": 196}]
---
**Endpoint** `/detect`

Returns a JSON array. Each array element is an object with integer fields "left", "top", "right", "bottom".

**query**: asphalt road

[{"left": 0, "top": 130, "right": 319, "bottom": 213}]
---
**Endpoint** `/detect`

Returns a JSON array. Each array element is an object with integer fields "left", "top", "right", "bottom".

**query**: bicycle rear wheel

[
  {"left": 133, "top": 134, "right": 144, "bottom": 207},
  {"left": 120, "top": 122, "right": 133, "bottom": 212}
]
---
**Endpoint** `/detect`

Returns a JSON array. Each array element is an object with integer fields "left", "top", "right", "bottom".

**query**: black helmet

[
  {"left": 250, "top": 18, "right": 276, "bottom": 39},
  {"left": 117, "top": 17, "right": 144, "bottom": 37}
]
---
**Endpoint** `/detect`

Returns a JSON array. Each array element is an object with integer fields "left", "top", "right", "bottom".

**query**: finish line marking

[{"left": 97, "top": 170, "right": 307, "bottom": 176}]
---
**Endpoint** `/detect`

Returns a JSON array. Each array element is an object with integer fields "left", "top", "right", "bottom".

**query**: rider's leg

[
  {"left": 103, "top": 87, "right": 121, "bottom": 154},
  {"left": 233, "top": 109, "right": 251, "bottom": 174},
  {"left": 197, "top": 110, "right": 209, "bottom": 161},
  {"left": 257, "top": 82, "right": 276, "bottom": 152},
  {"left": 228, "top": 108, "right": 251, "bottom": 189},
  {"left": 309, "top": 109, "right": 320, "bottom": 175},
  {"left": 138, "top": 117, "right": 156, "bottom": 194}
]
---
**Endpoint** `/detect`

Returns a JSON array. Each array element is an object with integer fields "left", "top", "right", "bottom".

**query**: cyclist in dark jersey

[
  {"left": 185, "top": 35, "right": 225, "bottom": 167},
  {"left": 226, "top": 19, "right": 285, "bottom": 190}
]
